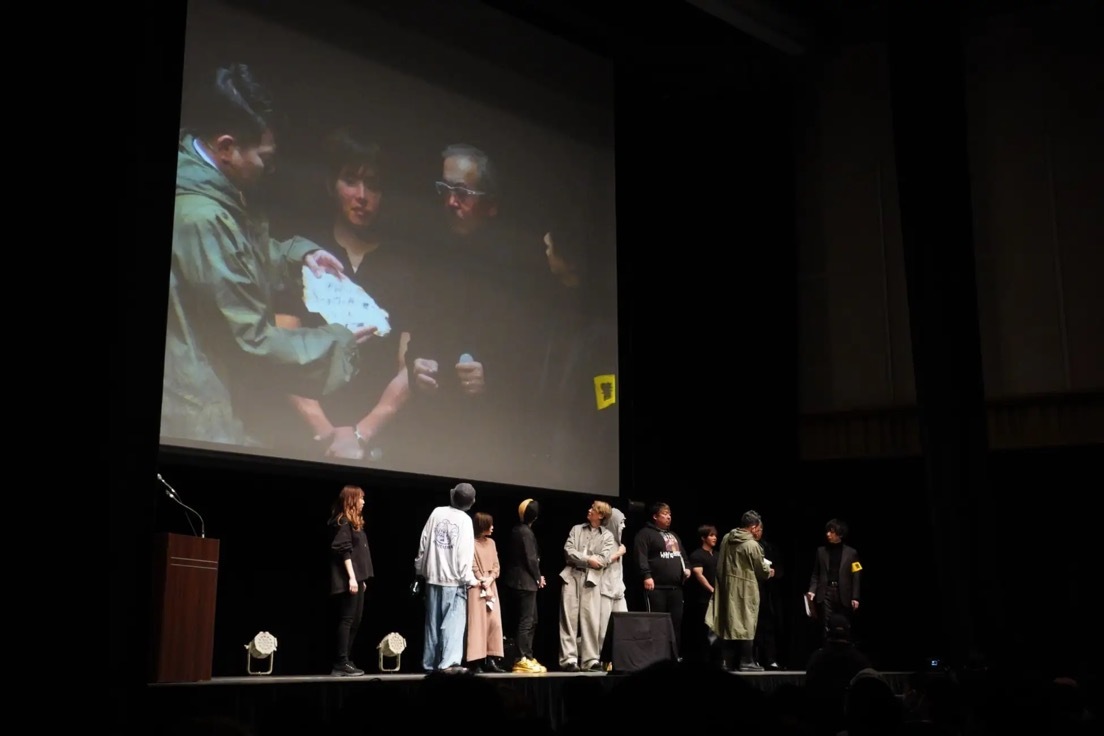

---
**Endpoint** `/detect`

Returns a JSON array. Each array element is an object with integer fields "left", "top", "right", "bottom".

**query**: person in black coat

[
  {"left": 329, "top": 484, "right": 374, "bottom": 676},
  {"left": 807, "top": 518, "right": 862, "bottom": 641},
  {"left": 755, "top": 535, "right": 786, "bottom": 669},
  {"left": 500, "top": 498, "right": 547, "bottom": 673}
]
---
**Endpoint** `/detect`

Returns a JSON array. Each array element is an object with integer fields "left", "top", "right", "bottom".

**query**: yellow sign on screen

[{"left": 594, "top": 374, "right": 616, "bottom": 410}]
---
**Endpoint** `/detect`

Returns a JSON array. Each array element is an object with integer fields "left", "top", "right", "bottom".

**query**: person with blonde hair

[
  {"left": 558, "top": 500, "right": 615, "bottom": 672},
  {"left": 329, "top": 484, "right": 374, "bottom": 676}
]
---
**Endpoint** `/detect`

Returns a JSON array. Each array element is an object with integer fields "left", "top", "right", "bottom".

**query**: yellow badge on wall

[
  {"left": 851, "top": 561, "right": 863, "bottom": 573},
  {"left": 594, "top": 374, "right": 616, "bottom": 410}
]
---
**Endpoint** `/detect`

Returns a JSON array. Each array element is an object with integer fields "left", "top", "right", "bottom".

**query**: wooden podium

[{"left": 150, "top": 532, "right": 220, "bottom": 682}]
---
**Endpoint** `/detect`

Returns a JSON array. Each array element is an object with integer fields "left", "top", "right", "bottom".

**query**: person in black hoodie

[{"left": 632, "top": 502, "right": 691, "bottom": 657}]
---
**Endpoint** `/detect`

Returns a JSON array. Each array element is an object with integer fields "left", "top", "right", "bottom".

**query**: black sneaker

[{"left": 331, "top": 662, "right": 364, "bottom": 676}]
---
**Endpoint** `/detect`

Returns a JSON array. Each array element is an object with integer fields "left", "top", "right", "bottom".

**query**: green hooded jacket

[
  {"left": 706, "top": 527, "right": 772, "bottom": 640},
  {"left": 160, "top": 133, "right": 358, "bottom": 446}
]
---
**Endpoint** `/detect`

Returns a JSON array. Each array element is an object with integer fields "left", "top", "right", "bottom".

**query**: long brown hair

[{"left": 332, "top": 485, "right": 365, "bottom": 531}]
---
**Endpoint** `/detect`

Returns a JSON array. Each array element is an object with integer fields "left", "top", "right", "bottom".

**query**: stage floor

[
  {"left": 143, "top": 668, "right": 912, "bottom": 733},
  {"left": 160, "top": 667, "right": 821, "bottom": 684}
]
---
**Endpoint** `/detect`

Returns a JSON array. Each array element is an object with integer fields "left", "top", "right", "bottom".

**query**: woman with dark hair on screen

[{"left": 329, "top": 484, "right": 374, "bottom": 676}]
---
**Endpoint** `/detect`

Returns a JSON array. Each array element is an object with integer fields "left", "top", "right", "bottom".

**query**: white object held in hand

[{"left": 301, "top": 266, "right": 391, "bottom": 336}]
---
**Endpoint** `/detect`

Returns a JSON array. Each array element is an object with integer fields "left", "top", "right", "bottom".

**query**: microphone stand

[{"left": 157, "top": 474, "right": 207, "bottom": 538}]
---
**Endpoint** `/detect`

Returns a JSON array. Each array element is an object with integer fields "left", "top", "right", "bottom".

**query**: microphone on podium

[
  {"left": 156, "top": 472, "right": 207, "bottom": 539},
  {"left": 156, "top": 473, "right": 178, "bottom": 500}
]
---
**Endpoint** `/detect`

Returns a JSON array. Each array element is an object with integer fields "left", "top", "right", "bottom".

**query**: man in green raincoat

[
  {"left": 161, "top": 62, "right": 375, "bottom": 448},
  {"left": 706, "top": 509, "right": 775, "bottom": 671}
]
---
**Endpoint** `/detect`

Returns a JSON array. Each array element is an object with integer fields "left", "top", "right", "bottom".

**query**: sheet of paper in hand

[{"left": 301, "top": 266, "right": 391, "bottom": 336}]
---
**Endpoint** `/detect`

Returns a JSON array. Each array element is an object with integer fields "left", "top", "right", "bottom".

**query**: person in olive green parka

[
  {"left": 161, "top": 63, "right": 375, "bottom": 447},
  {"left": 706, "top": 509, "right": 774, "bottom": 671}
]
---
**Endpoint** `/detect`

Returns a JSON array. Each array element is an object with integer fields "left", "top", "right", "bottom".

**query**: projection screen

[{"left": 159, "top": 0, "right": 619, "bottom": 494}]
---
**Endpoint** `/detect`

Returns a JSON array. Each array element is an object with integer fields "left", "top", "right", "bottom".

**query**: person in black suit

[
  {"left": 806, "top": 518, "right": 862, "bottom": 641},
  {"left": 500, "top": 498, "right": 547, "bottom": 673},
  {"left": 329, "top": 484, "right": 374, "bottom": 676}
]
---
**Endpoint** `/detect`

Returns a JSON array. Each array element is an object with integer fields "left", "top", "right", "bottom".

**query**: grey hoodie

[{"left": 600, "top": 508, "right": 627, "bottom": 599}]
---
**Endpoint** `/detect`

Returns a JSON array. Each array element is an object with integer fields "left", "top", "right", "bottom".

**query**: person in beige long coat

[
  {"left": 706, "top": 509, "right": 774, "bottom": 671},
  {"left": 558, "top": 500, "right": 616, "bottom": 672},
  {"left": 465, "top": 511, "right": 505, "bottom": 672}
]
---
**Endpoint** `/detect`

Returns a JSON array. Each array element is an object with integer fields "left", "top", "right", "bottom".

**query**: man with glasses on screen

[
  {"left": 401, "top": 144, "right": 550, "bottom": 483},
  {"left": 161, "top": 62, "right": 374, "bottom": 447},
  {"left": 436, "top": 148, "right": 498, "bottom": 239}
]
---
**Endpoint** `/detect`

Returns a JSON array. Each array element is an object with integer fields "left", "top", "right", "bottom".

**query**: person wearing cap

[
  {"left": 501, "top": 498, "right": 548, "bottom": 673},
  {"left": 414, "top": 482, "right": 480, "bottom": 673}
]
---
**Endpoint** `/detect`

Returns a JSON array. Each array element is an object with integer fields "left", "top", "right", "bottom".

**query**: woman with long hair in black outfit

[{"left": 329, "top": 484, "right": 374, "bottom": 676}]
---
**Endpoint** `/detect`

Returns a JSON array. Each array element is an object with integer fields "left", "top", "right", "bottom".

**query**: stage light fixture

[
  {"left": 377, "top": 632, "right": 407, "bottom": 673},
  {"left": 245, "top": 631, "right": 278, "bottom": 675}
]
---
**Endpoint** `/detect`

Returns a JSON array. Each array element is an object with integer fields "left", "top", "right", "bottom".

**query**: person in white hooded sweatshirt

[
  {"left": 415, "top": 482, "right": 480, "bottom": 673},
  {"left": 598, "top": 506, "right": 628, "bottom": 660}
]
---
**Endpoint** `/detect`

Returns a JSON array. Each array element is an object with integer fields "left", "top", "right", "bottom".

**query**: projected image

[{"left": 160, "top": 0, "right": 618, "bottom": 494}]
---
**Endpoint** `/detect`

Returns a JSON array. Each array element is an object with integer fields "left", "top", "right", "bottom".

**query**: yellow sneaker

[{"left": 512, "top": 657, "right": 547, "bottom": 674}]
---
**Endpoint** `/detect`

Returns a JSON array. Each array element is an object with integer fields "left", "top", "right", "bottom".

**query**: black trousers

[
  {"left": 645, "top": 586, "right": 684, "bottom": 657},
  {"left": 509, "top": 588, "right": 538, "bottom": 659},
  {"left": 818, "top": 584, "right": 850, "bottom": 639},
  {"left": 755, "top": 606, "right": 779, "bottom": 665},
  {"left": 333, "top": 584, "right": 367, "bottom": 666}
]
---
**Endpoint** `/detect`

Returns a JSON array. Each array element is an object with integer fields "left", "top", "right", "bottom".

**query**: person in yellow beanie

[{"left": 501, "top": 498, "right": 547, "bottom": 673}]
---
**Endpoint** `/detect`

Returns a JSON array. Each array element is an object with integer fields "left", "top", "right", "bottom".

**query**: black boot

[
  {"left": 481, "top": 657, "right": 506, "bottom": 673},
  {"left": 737, "top": 640, "right": 763, "bottom": 672}
]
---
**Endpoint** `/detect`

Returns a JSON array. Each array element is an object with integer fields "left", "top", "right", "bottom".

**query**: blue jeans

[{"left": 423, "top": 584, "right": 468, "bottom": 671}]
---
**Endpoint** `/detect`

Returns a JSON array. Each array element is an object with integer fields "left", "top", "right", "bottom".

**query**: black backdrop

[{"left": 117, "top": 1, "right": 1099, "bottom": 730}]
